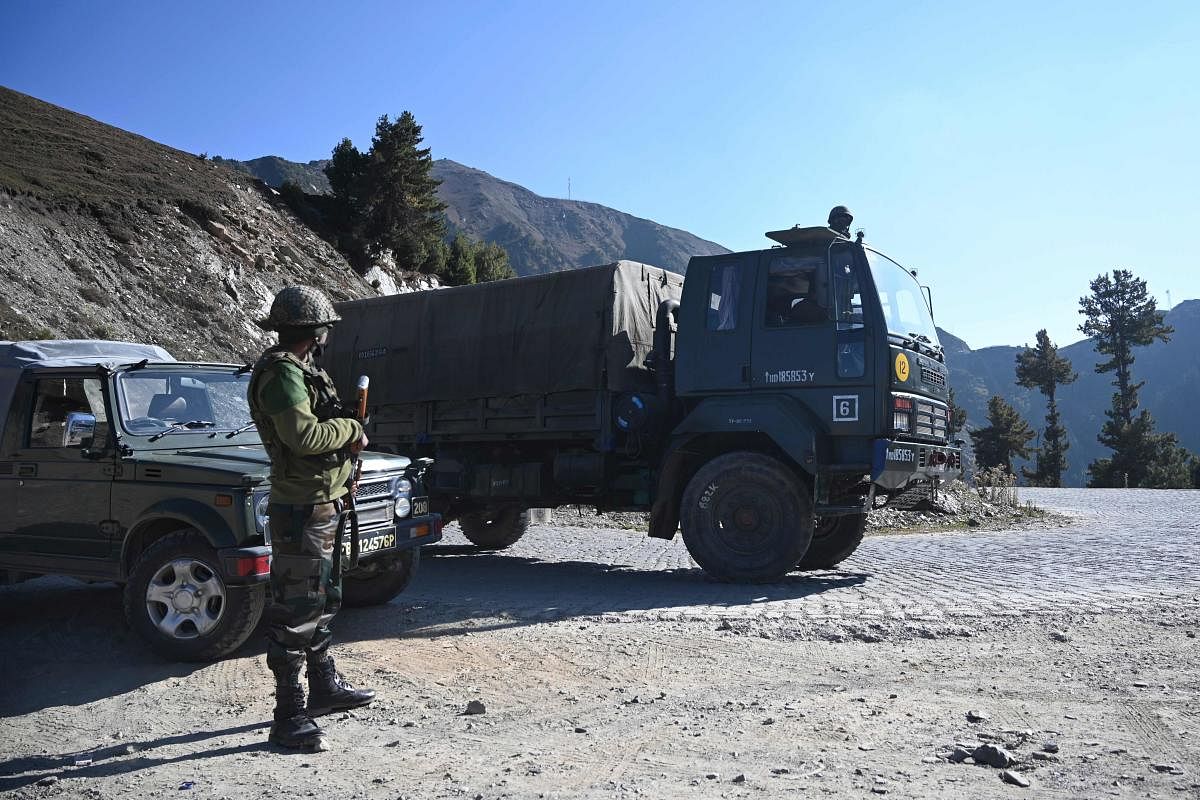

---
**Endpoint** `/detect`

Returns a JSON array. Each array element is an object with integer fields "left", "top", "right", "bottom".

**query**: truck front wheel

[
  {"left": 796, "top": 513, "right": 867, "bottom": 570},
  {"left": 341, "top": 548, "right": 419, "bottom": 607},
  {"left": 679, "top": 452, "right": 813, "bottom": 582},
  {"left": 123, "top": 529, "right": 265, "bottom": 662},
  {"left": 458, "top": 506, "right": 530, "bottom": 550}
]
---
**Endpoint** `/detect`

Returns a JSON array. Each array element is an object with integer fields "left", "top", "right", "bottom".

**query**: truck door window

[
  {"left": 764, "top": 256, "right": 825, "bottom": 327},
  {"left": 832, "top": 248, "right": 866, "bottom": 378},
  {"left": 28, "top": 377, "right": 109, "bottom": 449},
  {"left": 706, "top": 262, "right": 740, "bottom": 331}
]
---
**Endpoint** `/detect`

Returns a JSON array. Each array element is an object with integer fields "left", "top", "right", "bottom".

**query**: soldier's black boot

[
  {"left": 269, "top": 662, "right": 327, "bottom": 750},
  {"left": 306, "top": 654, "right": 376, "bottom": 716}
]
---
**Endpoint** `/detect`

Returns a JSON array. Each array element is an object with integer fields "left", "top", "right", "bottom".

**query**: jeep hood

[{"left": 132, "top": 446, "right": 411, "bottom": 486}]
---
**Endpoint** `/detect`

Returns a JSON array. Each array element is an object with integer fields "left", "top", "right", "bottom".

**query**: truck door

[
  {"left": 12, "top": 375, "right": 115, "bottom": 558},
  {"left": 749, "top": 244, "right": 875, "bottom": 436},
  {"left": 675, "top": 255, "right": 757, "bottom": 395}
]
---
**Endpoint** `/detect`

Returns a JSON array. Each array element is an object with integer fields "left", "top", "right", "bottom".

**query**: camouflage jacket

[{"left": 248, "top": 347, "right": 363, "bottom": 505}]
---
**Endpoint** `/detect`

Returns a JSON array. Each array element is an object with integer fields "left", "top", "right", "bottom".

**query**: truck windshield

[
  {"left": 864, "top": 249, "right": 941, "bottom": 347},
  {"left": 116, "top": 368, "right": 253, "bottom": 436}
]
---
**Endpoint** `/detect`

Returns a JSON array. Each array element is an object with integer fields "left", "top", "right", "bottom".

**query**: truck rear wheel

[
  {"left": 458, "top": 507, "right": 530, "bottom": 550},
  {"left": 679, "top": 452, "right": 813, "bottom": 582},
  {"left": 796, "top": 513, "right": 867, "bottom": 570},
  {"left": 341, "top": 549, "right": 419, "bottom": 607},
  {"left": 123, "top": 529, "right": 265, "bottom": 662}
]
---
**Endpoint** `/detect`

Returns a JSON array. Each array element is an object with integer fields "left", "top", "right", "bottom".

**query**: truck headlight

[
  {"left": 394, "top": 497, "right": 411, "bottom": 518},
  {"left": 254, "top": 492, "right": 270, "bottom": 533},
  {"left": 892, "top": 411, "right": 912, "bottom": 432}
]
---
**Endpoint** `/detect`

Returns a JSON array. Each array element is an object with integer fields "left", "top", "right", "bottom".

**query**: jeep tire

[
  {"left": 679, "top": 451, "right": 813, "bottom": 583},
  {"left": 796, "top": 513, "right": 867, "bottom": 570},
  {"left": 123, "top": 529, "right": 265, "bottom": 662},
  {"left": 458, "top": 506, "right": 530, "bottom": 550},
  {"left": 341, "top": 548, "right": 419, "bottom": 607}
]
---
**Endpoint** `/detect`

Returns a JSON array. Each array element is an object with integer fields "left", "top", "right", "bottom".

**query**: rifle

[{"left": 333, "top": 375, "right": 369, "bottom": 580}]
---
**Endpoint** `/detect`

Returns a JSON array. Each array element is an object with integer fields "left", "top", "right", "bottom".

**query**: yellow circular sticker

[{"left": 895, "top": 353, "right": 911, "bottom": 382}]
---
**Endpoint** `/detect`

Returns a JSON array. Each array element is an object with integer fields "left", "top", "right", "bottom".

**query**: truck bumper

[{"left": 871, "top": 439, "right": 962, "bottom": 491}]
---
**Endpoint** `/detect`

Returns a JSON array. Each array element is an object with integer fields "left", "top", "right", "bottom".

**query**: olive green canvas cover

[{"left": 327, "top": 261, "right": 683, "bottom": 405}]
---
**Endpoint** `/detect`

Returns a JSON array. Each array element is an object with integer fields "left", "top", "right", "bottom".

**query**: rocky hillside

[
  {"left": 942, "top": 299, "right": 1200, "bottom": 486},
  {"left": 0, "top": 87, "right": 409, "bottom": 362},
  {"left": 223, "top": 156, "right": 731, "bottom": 275}
]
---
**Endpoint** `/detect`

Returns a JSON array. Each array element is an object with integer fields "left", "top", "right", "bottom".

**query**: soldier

[
  {"left": 249, "top": 285, "right": 375, "bottom": 751},
  {"left": 828, "top": 205, "right": 854, "bottom": 238}
]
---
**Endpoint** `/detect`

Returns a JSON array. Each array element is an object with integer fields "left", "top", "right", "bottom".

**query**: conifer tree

[
  {"left": 445, "top": 234, "right": 477, "bottom": 286},
  {"left": 947, "top": 387, "right": 967, "bottom": 440},
  {"left": 475, "top": 241, "right": 516, "bottom": 283},
  {"left": 363, "top": 112, "right": 447, "bottom": 273},
  {"left": 969, "top": 395, "right": 1035, "bottom": 474},
  {"left": 1077, "top": 270, "right": 1190, "bottom": 487},
  {"left": 1015, "top": 329, "right": 1077, "bottom": 486}
]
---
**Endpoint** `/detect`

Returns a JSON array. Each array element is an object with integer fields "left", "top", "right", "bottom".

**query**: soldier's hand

[{"left": 349, "top": 433, "right": 368, "bottom": 455}]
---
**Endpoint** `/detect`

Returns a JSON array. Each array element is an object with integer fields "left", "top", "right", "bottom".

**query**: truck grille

[
  {"left": 921, "top": 364, "right": 946, "bottom": 388},
  {"left": 914, "top": 399, "right": 949, "bottom": 442}
]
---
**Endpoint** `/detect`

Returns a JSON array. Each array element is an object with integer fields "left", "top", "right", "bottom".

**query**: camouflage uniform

[
  {"left": 250, "top": 285, "right": 373, "bottom": 750},
  {"left": 248, "top": 347, "right": 361, "bottom": 664}
]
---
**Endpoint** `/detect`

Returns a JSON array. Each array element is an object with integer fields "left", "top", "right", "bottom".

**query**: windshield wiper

[
  {"left": 224, "top": 420, "right": 258, "bottom": 439},
  {"left": 148, "top": 419, "right": 215, "bottom": 442}
]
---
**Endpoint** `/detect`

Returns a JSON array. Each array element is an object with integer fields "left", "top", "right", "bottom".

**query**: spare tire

[{"left": 458, "top": 507, "right": 530, "bottom": 550}]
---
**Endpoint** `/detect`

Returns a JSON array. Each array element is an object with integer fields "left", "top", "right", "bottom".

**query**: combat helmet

[{"left": 257, "top": 285, "right": 341, "bottom": 331}]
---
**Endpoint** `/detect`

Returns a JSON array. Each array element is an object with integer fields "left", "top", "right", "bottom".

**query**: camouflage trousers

[{"left": 265, "top": 500, "right": 344, "bottom": 671}]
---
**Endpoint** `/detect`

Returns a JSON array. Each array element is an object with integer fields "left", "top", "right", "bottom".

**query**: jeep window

[
  {"left": 764, "top": 255, "right": 824, "bottom": 328},
  {"left": 706, "top": 262, "right": 740, "bottom": 332},
  {"left": 28, "top": 377, "right": 109, "bottom": 449},
  {"left": 117, "top": 370, "right": 252, "bottom": 434}
]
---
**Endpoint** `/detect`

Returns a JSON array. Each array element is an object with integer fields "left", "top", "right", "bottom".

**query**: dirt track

[{"left": 2, "top": 489, "right": 1198, "bottom": 799}]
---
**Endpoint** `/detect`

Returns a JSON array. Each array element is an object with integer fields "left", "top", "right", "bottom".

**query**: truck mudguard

[{"left": 670, "top": 394, "right": 823, "bottom": 469}]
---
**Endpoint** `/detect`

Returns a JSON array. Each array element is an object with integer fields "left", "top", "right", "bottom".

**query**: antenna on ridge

[
  {"left": 568, "top": 177, "right": 571, "bottom": 201},
  {"left": 1166, "top": 290, "right": 1173, "bottom": 309}
]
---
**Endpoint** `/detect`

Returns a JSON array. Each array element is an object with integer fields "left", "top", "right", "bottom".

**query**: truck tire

[
  {"left": 123, "top": 529, "right": 265, "bottom": 662},
  {"left": 679, "top": 452, "right": 813, "bottom": 582},
  {"left": 458, "top": 507, "right": 530, "bottom": 550},
  {"left": 341, "top": 548, "right": 419, "bottom": 607},
  {"left": 796, "top": 513, "right": 867, "bottom": 570}
]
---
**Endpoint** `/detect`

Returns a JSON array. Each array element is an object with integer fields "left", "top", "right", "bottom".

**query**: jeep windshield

[
  {"left": 864, "top": 249, "right": 941, "bottom": 354},
  {"left": 116, "top": 366, "right": 253, "bottom": 437}
]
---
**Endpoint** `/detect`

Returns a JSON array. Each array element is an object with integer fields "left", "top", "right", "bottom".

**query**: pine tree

[
  {"left": 363, "top": 112, "right": 448, "bottom": 272},
  {"left": 475, "top": 241, "right": 516, "bottom": 283},
  {"left": 947, "top": 387, "right": 967, "bottom": 440},
  {"left": 445, "top": 234, "right": 477, "bottom": 286},
  {"left": 1014, "top": 329, "right": 1077, "bottom": 486},
  {"left": 969, "top": 395, "right": 1035, "bottom": 474},
  {"left": 1077, "top": 270, "right": 1187, "bottom": 487}
]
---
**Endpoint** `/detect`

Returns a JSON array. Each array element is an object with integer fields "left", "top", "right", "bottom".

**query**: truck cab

[{"left": 0, "top": 340, "right": 441, "bottom": 661}]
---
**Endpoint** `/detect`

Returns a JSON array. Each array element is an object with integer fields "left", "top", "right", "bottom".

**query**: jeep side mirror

[{"left": 64, "top": 411, "right": 96, "bottom": 448}]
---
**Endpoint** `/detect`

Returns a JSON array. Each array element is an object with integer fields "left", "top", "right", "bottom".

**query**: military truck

[
  {"left": 326, "top": 209, "right": 960, "bottom": 582},
  {"left": 0, "top": 340, "right": 441, "bottom": 660}
]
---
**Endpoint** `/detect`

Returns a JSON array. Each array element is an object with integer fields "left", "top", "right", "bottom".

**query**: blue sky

[{"left": 3, "top": 0, "right": 1197, "bottom": 349}]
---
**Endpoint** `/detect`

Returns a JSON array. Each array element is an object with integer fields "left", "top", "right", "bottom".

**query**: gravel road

[{"left": 1, "top": 489, "right": 1197, "bottom": 799}]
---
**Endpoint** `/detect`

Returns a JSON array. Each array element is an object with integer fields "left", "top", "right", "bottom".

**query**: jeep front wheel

[
  {"left": 679, "top": 452, "right": 813, "bottom": 582},
  {"left": 123, "top": 529, "right": 265, "bottom": 662},
  {"left": 341, "top": 548, "right": 419, "bottom": 607}
]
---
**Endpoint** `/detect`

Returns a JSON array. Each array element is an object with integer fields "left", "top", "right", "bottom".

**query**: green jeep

[{"left": 0, "top": 340, "right": 442, "bottom": 661}]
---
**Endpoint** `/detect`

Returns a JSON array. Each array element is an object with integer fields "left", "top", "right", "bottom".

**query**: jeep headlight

[
  {"left": 395, "top": 478, "right": 413, "bottom": 495},
  {"left": 254, "top": 492, "right": 271, "bottom": 534},
  {"left": 394, "top": 497, "right": 411, "bottom": 518}
]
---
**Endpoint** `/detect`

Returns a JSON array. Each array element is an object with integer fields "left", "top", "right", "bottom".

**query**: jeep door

[{"left": 11, "top": 374, "right": 115, "bottom": 560}]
